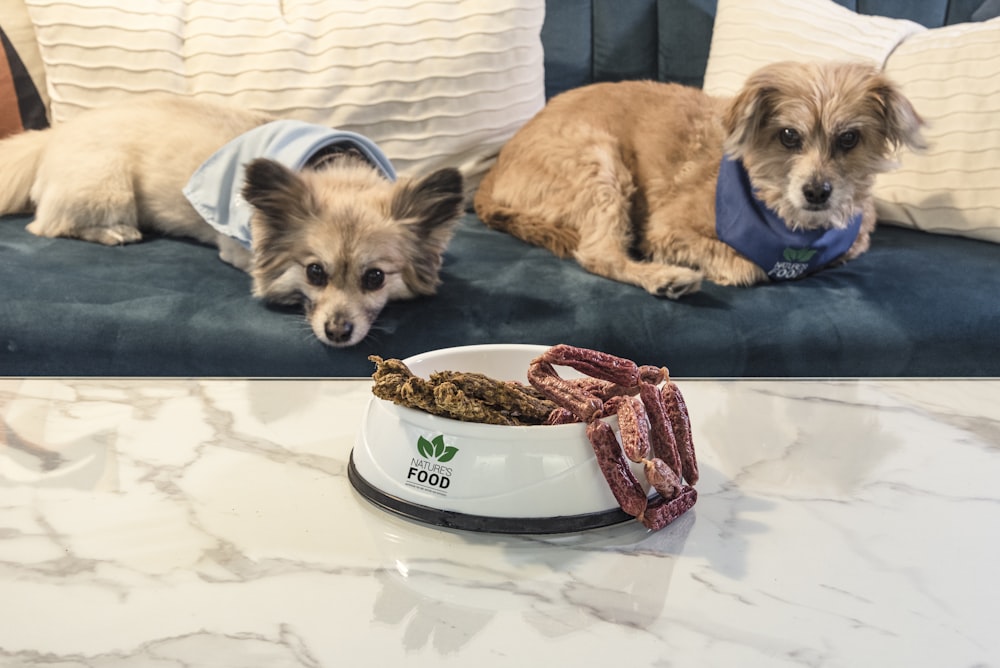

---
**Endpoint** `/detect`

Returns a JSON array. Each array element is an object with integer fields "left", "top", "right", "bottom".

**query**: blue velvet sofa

[{"left": 2, "top": 0, "right": 999, "bottom": 377}]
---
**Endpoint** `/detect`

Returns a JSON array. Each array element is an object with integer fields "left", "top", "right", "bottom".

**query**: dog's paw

[
  {"left": 26, "top": 215, "right": 142, "bottom": 245},
  {"left": 707, "top": 262, "right": 768, "bottom": 287},
  {"left": 216, "top": 235, "right": 253, "bottom": 272},
  {"left": 644, "top": 266, "right": 703, "bottom": 299},
  {"left": 24, "top": 220, "right": 51, "bottom": 238},
  {"left": 75, "top": 225, "right": 143, "bottom": 246}
]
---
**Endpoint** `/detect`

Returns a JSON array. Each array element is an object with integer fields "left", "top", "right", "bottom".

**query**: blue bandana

[
  {"left": 715, "top": 157, "right": 862, "bottom": 281},
  {"left": 183, "top": 120, "right": 397, "bottom": 249}
]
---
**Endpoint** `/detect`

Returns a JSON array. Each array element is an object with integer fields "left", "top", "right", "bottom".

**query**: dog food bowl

[{"left": 348, "top": 344, "right": 652, "bottom": 534}]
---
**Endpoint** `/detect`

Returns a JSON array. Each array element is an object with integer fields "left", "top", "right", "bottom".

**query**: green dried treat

[
  {"left": 432, "top": 382, "right": 520, "bottom": 425},
  {"left": 430, "top": 370, "right": 558, "bottom": 423},
  {"left": 368, "top": 355, "right": 558, "bottom": 425}
]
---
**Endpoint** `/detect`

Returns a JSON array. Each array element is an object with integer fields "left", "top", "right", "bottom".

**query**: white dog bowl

[{"left": 348, "top": 344, "right": 652, "bottom": 534}]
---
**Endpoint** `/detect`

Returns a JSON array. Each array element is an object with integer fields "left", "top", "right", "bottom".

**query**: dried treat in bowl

[{"left": 368, "top": 355, "right": 558, "bottom": 425}]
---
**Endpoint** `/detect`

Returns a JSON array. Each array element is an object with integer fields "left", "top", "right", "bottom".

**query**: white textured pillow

[
  {"left": 23, "top": 0, "right": 546, "bottom": 186},
  {"left": 874, "top": 20, "right": 1000, "bottom": 242},
  {"left": 703, "top": 0, "right": 923, "bottom": 98},
  {"left": 703, "top": 0, "right": 1000, "bottom": 243}
]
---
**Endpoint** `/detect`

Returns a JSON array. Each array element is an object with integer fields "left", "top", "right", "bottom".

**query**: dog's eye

[
  {"left": 306, "top": 263, "right": 327, "bottom": 287},
  {"left": 837, "top": 130, "right": 860, "bottom": 152},
  {"left": 361, "top": 268, "right": 385, "bottom": 292},
  {"left": 779, "top": 128, "right": 802, "bottom": 150}
]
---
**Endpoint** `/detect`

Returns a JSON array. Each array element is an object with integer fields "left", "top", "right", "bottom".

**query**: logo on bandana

[{"left": 768, "top": 247, "right": 818, "bottom": 280}]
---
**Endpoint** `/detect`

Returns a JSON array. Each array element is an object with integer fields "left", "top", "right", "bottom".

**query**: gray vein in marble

[{"left": 0, "top": 627, "right": 322, "bottom": 668}]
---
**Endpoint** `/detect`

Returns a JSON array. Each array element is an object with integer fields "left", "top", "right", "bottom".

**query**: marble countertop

[{"left": 1, "top": 377, "right": 997, "bottom": 667}]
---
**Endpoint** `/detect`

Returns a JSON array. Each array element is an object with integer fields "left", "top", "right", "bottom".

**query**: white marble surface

[{"left": 0, "top": 377, "right": 998, "bottom": 667}]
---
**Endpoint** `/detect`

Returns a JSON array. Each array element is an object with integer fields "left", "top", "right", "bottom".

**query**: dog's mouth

[{"left": 802, "top": 202, "right": 831, "bottom": 212}]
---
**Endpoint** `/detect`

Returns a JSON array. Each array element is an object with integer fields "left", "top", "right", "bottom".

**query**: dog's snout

[
  {"left": 802, "top": 179, "right": 833, "bottom": 206},
  {"left": 325, "top": 320, "right": 354, "bottom": 345}
]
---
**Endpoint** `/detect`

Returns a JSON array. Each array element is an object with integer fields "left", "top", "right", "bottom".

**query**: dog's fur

[
  {"left": 0, "top": 94, "right": 465, "bottom": 346},
  {"left": 474, "top": 61, "right": 925, "bottom": 297}
]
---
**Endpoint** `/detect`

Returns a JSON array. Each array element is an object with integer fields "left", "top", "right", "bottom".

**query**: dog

[
  {"left": 0, "top": 94, "right": 465, "bottom": 347},
  {"left": 474, "top": 61, "right": 925, "bottom": 297}
]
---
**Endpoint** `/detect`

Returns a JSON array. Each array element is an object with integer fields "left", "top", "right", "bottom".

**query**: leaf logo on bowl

[
  {"left": 416, "top": 435, "right": 458, "bottom": 462},
  {"left": 406, "top": 435, "right": 457, "bottom": 495}
]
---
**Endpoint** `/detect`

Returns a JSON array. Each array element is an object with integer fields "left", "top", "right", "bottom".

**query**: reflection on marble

[{"left": 1, "top": 378, "right": 998, "bottom": 667}]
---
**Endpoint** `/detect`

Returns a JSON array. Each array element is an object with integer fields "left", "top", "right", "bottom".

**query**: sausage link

[
  {"left": 567, "top": 377, "right": 634, "bottom": 402},
  {"left": 639, "top": 381, "right": 682, "bottom": 475},
  {"left": 617, "top": 396, "right": 651, "bottom": 462},
  {"left": 643, "top": 457, "right": 682, "bottom": 500},
  {"left": 527, "top": 360, "right": 603, "bottom": 421},
  {"left": 639, "top": 365, "right": 668, "bottom": 385},
  {"left": 639, "top": 486, "right": 697, "bottom": 530},
  {"left": 601, "top": 395, "right": 628, "bottom": 417},
  {"left": 586, "top": 420, "right": 648, "bottom": 518},
  {"left": 662, "top": 382, "right": 699, "bottom": 485},
  {"left": 539, "top": 344, "right": 641, "bottom": 388},
  {"left": 544, "top": 408, "right": 579, "bottom": 425}
]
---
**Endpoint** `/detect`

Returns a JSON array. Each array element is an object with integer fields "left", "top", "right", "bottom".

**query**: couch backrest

[{"left": 541, "top": 0, "right": 1000, "bottom": 97}]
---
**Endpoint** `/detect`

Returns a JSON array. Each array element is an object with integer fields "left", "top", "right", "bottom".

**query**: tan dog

[
  {"left": 0, "top": 95, "right": 465, "bottom": 346},
  {"left": 474, "top": 61, "right": 925, "bottom": 297}
]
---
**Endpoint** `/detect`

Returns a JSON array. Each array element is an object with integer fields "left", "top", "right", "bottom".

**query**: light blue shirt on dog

[{"left": 183, "top": 120, "right": 397, "bottom": 249}]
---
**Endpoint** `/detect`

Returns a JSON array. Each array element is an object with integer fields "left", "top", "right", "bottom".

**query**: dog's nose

[
  {"left": 325, "top": 321, "right": 354, "bottom": 344},
  {"left": 802, "top": 180, "right": 833, "bottom": 206}
]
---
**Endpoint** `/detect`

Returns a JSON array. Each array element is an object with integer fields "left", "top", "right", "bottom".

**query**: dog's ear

[
  {"left": 391, "top": 167, "right": 465, "bottom": 235},
  {"left": 241, "top": 158, "right": 315, "bottom": 232},
  {"left": 722, "top": 76, "right": 777, "bottom": 157},
  {"left": 390, "top": 167, "right": 465, "bottom": 295},
  {"left": 869, "top": 77, "right": 927, "bottom": 153}
]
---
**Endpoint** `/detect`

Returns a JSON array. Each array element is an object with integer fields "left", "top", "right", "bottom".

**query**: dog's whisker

[{"left": 294, "top": 319, "right": 318, "bottom": 345}]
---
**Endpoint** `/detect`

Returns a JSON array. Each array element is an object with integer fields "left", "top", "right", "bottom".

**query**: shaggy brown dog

[{"left": 474, "top": 61, "right": 925, "bottom": 297}]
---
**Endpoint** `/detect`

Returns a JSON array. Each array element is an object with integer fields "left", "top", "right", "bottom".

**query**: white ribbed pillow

[
  {"left": 23, "top": 0, "right": 546, "bottom": 185},
  {"left": 703, "top": 0, "right": 923, "bottom": 97},
  {"left": 874, "top": 20, "right": 1000, "bottom": 242},
  {"left": 703, "top": 0, "right": 1000, "bottom": 244}
]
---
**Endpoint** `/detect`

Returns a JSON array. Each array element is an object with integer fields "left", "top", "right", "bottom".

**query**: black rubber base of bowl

[{"left": 348, "top": 450, "right": 634, "bottom": 535}]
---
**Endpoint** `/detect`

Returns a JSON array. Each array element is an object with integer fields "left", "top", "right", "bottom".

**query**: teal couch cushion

[{"left": 3, "top": 213, "right": 999, "bottom": 376}]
